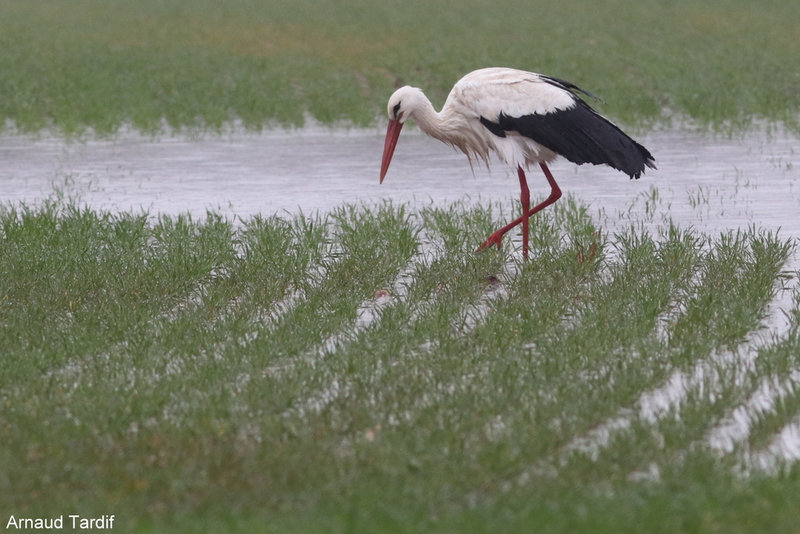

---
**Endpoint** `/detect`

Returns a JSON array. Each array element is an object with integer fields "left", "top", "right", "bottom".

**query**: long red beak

[{"left": 380, "top": 119, "right": 403, "bottom": 184}]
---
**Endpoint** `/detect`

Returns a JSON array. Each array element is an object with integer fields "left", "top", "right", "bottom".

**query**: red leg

[
  {"left": 518, "top": 167, "right": 531, "bottom": 259},
  {"left": 479, "top": 162, "right": 562, "bottom": 257}
]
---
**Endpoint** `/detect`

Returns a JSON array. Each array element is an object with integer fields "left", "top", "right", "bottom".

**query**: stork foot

[{"left": 478, "top": 231, "right": 504, "bottom": 251}]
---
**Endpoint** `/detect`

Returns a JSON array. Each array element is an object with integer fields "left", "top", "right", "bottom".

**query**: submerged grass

[
  {"left": 1, "top": 198, "right": 798, "bottom": 532},
  {"left": 1, "top": 0, "right": 799, "bottom": 135}
]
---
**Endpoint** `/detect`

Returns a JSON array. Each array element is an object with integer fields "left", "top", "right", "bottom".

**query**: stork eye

[{"left": 392, "top": 102, "right": 402, "bottom": 119}]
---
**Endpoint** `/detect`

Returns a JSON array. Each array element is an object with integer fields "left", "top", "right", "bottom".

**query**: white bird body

[
  {"left": 380, "top": 67, "right": 655, "bottom": 258},
  {"left": 388, "top": 69, "right": 569, "bottom": 170},
  {"left": 441, "top": 68, "right": 573, "bottom": 167}
]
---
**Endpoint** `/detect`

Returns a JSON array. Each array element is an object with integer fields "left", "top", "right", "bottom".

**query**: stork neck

[{"left": 410, "top": 98, "right": 445, "bottom": 139}]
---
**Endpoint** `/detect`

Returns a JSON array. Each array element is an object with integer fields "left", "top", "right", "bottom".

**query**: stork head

[
  {"left": 386, "top": 86, "right": 427, "bottom": 123},
  {"left": 380, "top": 86, "right": 426, "bottom": 183}
]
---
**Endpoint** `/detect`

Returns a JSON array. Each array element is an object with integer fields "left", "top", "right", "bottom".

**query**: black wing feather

[{"left": 485, "top": 92, "right": 656, "bottom": 179}]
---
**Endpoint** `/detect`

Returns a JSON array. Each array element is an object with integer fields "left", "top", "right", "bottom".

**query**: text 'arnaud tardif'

[{"left": 6, "top": 515, "right": 116, "bottom": 530}]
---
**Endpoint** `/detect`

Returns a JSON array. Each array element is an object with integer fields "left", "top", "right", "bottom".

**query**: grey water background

[{"left": 2, "top": 124, "right": 798, "bottom": 268}]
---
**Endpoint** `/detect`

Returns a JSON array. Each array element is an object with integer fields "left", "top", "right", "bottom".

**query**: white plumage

[{"left": 380, "top": 67, "right": 655, "bottom": 258}]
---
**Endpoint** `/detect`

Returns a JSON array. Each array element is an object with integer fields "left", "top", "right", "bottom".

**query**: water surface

[
  {"left": 1, "top": 125, "right": 798, "bottom": 265},
  {"left": 3, "top": 125, "right": 800, "bottom": 467}
]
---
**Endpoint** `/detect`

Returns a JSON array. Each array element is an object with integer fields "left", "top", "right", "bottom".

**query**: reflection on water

[{"left": 1, "top": 125, "right": 799, "bottom": 266}]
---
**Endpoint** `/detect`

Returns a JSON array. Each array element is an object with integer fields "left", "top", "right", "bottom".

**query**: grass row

[
  {"left": 1, "top": 198, "right": 798, "bottom": 532},
  {"left": 1, "top": 0, "right": 799, "bottom": 135}
]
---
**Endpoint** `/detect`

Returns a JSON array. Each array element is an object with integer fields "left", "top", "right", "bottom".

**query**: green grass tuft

[
  {"left": 2, "top": 198, "right": 798, "bottom": 532},
  {"left": 1, "top": 0, "right": 799, "bottom": 135}
]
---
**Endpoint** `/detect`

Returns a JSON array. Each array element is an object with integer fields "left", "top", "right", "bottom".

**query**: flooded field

[
  {"left": 1, "top": 125, "right": 798, "bottom": 243},
  {"left": 3, "top": 124, "right": 799, "bottom": 285},
  {"left": 3, "top": 125, "right": 800, "bottom": 529}
]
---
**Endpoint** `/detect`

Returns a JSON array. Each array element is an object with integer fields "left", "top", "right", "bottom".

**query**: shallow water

[
  {"left": 1, "top": 125, "right": 799, "bottom": 266},
  {"left": 3, "top": 125, "right": 800, "bottom": 469}
]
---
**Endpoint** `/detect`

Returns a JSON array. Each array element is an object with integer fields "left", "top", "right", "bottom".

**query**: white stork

[{"left": 379, "top": 67, "right": 656, "bottom": 259}]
